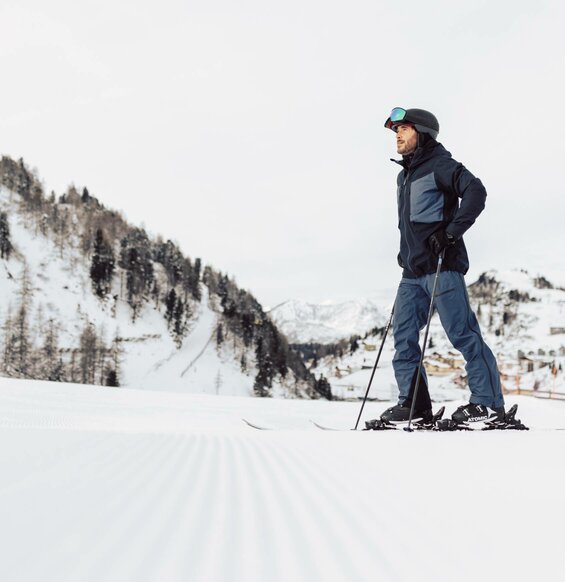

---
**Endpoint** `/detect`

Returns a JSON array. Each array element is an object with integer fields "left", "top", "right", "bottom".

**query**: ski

[
  {"left": 311, "top": 406, "right": 446, "bottom": 432},
  {"left": 244, "top": 405, "right": 534, "bottom": 432}
]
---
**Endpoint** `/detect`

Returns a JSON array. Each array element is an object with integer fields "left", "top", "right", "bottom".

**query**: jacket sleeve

[{"left": 434, "top": 158, "right": 487, "bottom": 240}]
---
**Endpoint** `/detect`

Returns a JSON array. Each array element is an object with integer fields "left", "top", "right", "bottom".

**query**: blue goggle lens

[
  {"left": 385, "top": 107, "right": 409, "bottom": 130},
  {"left": 389, "top": 107, "right": 407, "bottom": 122}
]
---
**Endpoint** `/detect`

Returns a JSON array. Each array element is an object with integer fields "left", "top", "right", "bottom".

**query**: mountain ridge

[
  {"left": 0, "top": 155, "right": 327, "bottom": 399},
  {"left": 269, "top": 297, "right": 387, "bottom": 343}
]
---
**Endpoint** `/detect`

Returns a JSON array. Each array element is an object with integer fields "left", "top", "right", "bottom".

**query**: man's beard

[{"left": 397, "top": 142, "right": 415, "bottom": 155}]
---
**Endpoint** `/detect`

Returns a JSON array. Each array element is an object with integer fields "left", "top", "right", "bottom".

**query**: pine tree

[
  {"left": 315, "top": 375, "right": 332, "bottom": 400},
  {"left": 164, "top": 288, "right": 189, "bottom": 346},
  {"left": 0, "top": 212, "right": 12, "bottom": 259},
  {"left": 90, "top": 229, "right": 115, "bottom": 298},
  {"left": 254, "top": 338, "right": 273, "bottom": 397},
  {"left": 271, "top": 327, "right": 288, "bottom": 378},
  {"left": 119, "top": 229, "right": 154, "bottom": 319},
  {"left": 191, "top": 258, "right": 202, "bottom": 301},
  {"left": 165, "top": 288, "right": 177, "bottom": 324},
  {"left": 173, "top": 298, "right": 185, "bottom": 343},
  {"left": 155, "top": 239, "right": 184, "bottom": 288},
  {"left": 241, "top": 313, "right": 254, "bottom": 347},
  {"left": 105, "top": 369, "right": 119, "bottom": 387}
]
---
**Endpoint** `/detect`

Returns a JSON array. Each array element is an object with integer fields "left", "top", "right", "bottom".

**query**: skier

[{"left": 380, "top": 107, "right": 505, "bottom": 426}]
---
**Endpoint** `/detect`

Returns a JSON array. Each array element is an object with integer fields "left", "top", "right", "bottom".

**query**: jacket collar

[{"left": 390, "top": 141, "right": 448, "bottom": 171}]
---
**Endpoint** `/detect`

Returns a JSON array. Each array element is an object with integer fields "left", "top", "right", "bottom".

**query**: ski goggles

[{"left": 384, "top": 107, "right": 409, "bottom": 130}]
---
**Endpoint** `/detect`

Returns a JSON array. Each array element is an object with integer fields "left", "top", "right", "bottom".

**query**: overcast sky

[{"left": 1, "top": 0, "right": 564, "bottom": 307}]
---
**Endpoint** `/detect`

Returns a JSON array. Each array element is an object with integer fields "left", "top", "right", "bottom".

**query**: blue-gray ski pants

[{"left": 392, "top": 271, "right": 505, "bottom": 409}]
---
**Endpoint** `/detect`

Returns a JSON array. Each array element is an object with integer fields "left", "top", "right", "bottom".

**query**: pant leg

[
  {"left": 426, "top": 271, "right": 504, "bottom": 408},
  {"left": 392, "top": 278, "right": 431, "bottom": 407}
]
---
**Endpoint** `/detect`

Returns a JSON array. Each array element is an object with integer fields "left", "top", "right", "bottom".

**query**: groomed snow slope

[{"left": 1, "top": 378, "right": 564, "bottom": 582}]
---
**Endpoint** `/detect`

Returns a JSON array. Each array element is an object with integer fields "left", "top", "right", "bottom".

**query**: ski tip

[
  {"left": 310, "top": 420, "right": 334, "bottom": 430},
  {"left": 242, "top": 418, "right": 271, "bottom": 430}
]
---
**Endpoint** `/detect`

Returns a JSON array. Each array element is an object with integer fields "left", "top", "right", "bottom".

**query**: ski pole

[
  {"left": 353, "top": 301, "right": 396, "bottom": 430},
  {"left": 405, "top": 251, "right": 445, "bottom": 432}
]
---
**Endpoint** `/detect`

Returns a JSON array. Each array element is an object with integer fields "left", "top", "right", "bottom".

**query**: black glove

[{"left": 428, "top": 229, "right": 455, "bottom": 256}]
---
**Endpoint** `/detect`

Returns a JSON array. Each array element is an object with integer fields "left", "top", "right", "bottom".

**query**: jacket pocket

[{"left": 409, "top": 172, "right": 443, "bottom": 223}]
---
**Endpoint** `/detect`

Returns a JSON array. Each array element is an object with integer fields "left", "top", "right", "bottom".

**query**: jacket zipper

[
  {"left": 402, "top": 170, "right": 411, "bottom": 270},
  {"left": 399, "top": 148, "right": 425, "bottom": 272}
]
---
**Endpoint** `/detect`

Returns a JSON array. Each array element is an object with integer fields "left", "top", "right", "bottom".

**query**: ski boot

[
  {"left": 365, "top": 404, "right": 435, "bottom": 431},
  {"left": 380, "top": 403, "right": 433, "bottom": 424}
]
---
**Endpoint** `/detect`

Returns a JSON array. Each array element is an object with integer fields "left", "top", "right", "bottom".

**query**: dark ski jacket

[{"left": 393, "top": 140, "right": 487, "bottom": 278}]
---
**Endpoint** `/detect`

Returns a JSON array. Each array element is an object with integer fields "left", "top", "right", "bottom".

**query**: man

[{"left": 380, "top": 107, "right": 505, "bottom": 425}]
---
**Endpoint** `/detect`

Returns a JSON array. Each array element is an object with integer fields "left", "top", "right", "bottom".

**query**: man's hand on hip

[{"left": 428, "top": 229, "right": 456, "bottom": 256}]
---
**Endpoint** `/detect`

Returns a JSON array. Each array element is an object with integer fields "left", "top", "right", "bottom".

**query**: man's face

[{"left": 394, "top": 123, "right": 418, "bottom": 155}]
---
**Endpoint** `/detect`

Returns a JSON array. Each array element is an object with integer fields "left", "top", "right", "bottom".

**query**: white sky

[{"left": 1, "top": 0, "right": 564, "bottom": 307}]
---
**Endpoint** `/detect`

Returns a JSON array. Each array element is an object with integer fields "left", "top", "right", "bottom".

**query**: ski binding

[{"left": 435, "top": 404, "right": 529, "bottom": 431}]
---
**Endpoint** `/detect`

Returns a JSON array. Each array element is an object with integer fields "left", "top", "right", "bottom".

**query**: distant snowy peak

[
  {"left": 269, "top": 298, "right": 386, "bottom": 344},
  {"left": 469, "top": 268, "right": 565, "bottom": 301}
]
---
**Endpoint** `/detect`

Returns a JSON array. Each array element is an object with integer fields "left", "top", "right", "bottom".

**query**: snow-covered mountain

[
  {"left": 0, "top": 156, "right": 320, "bottom": 399},
  {"left": 269, "top": 298, "right": 387, "bottom": 343}
]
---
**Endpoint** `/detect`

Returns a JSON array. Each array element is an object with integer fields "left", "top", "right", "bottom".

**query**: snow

[
  {"left": 122, "top": 291, "right": 253, "bottom": 396},
  {"left": 1, "top": 378, "right": 564, "bottom": 582}
]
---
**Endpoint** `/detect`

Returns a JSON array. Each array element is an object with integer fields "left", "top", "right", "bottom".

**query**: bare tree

[{"left": 79, "top": 324, "right": 98, "bottom": 384}]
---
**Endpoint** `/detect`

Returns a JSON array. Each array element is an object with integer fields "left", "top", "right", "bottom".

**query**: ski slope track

[{"left": 1, "top": 378, "right": 564, "bottom": 582}]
